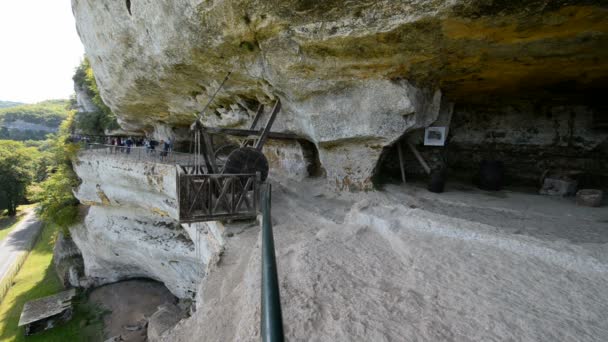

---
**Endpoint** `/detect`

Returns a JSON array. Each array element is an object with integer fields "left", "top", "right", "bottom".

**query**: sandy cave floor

[
  {"left": 169, "top": 176, "right": 608, "bottom": 341},
  {"left": 283, "top": 179, "right": 608, "bottom": 341},
  {"left": 88, "top": 279, "right": 177, "bottom": 342}
]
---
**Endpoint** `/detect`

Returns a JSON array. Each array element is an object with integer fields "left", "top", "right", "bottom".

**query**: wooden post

[
  {"left": 242, "top": 104, "right": 265, "bottom": 148},
  {"left": 250, "top": 104, "right": 265, "bottom": 130},
  {"left": 397, "top": 142, "right": 406, "bottom": 184},
  {"left": 201, "top": 128, "right": 219, "bottom": 174}
]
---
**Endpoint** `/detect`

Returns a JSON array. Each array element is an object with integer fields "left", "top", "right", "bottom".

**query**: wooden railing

[{"left": 177, "top": 171, "right": 260, "bottom": 223}]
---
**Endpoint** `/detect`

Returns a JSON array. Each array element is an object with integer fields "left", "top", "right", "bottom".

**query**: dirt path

[
  {"left": 89, "top": 279, "right": 177, "bottom": 342},
  {"left": 0, "top": 208, "right": 42, "bottom": 285}
]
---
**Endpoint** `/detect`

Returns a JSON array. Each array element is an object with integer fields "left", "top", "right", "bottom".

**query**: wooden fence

[{"left": 178, "top": 170, "right": 261, "bottom": 223}]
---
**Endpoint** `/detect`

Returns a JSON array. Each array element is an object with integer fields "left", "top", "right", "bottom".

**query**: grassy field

[
  {"left": 0, "top": 206, "right": 32, "bottom": 242},
  {"left": 0, "top": 224, "right": 104, "bottom": 341}
]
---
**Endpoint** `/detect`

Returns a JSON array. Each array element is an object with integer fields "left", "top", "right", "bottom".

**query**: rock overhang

[{"left": 72, "top": 0, "right": 608, "bottom": 187}]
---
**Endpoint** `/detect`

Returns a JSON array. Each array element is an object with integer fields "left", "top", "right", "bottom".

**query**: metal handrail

[
  {"left": 82, "top": 143, "right": 194, "bottom": 165},
  {"left": 261, "top": 184, "right": 284, "bottom": 342}
]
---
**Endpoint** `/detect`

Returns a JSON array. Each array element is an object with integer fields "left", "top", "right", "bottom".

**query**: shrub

[{"left": 35, "top": 112, "right": 81, "bottom": 228}]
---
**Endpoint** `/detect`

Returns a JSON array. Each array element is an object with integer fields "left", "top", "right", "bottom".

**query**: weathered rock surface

[
  {"left": 71, "top": 0, "right": 608, "bottom": 125},
  {"left": 70, "top": 206, "right": 202, "bottom": 298},
  {"left": 540, "top": 177, "right": 578, "bottom": 197},
  {"left": 53, "top": 231, "right": 84, "bottom": 288},
  {"left": 71, "top": 0, "right": 608, "bottom": 187},
  {"left": 73, "top": 151, "right": 178, "bottom": 216},
  {"left": 162, "top": 178, "right": 608, "bottom": 341},
  {"left": 1, "top": 119, "right": 57, "bottom": 133},
  {"left": 74, "top": 82, "right": 98, "bottom": 114},
  {"left": 70, "top": 151, "right": 225, "bottom": 298},
  {"left": 89, "top": 280, "right": 177, "bottom": 342},
  {"left": 147, "top": 303, "right": 187, "bottom": 342}
]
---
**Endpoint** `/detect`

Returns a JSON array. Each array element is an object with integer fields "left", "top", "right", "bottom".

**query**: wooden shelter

[{"left": 18, "top": 288, "right": 76, "bottom": 335}]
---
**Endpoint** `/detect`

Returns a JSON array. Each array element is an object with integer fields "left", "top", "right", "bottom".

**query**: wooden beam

[
  {"left": 255, "top": 100, "right": 282, "bottom": 151},
  {"left": 407, "top": 142, "right": 431, "bottom": 175},
  {"left": 241, "top": 104, "right": 265, "bottom": 148},
  {"left": 397, "top": 142, "right": 407, "bottom": 184},
  {"left": 249, "top": 104, "right": 265, "bottom": 130},
  {"left": 204, "top": 127, "right": 299, "bottom": 140}
]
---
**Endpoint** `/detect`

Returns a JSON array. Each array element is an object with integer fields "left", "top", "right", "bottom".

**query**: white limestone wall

[{"left": 71, "top": 151, "right": 224, "bottom": 298}]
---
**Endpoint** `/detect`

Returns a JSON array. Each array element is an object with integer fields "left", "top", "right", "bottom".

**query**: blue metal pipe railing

[{"left": 261, "top": 184, "right": 284, "bottom": 342}]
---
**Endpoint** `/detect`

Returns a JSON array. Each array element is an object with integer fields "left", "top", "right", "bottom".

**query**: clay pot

[
  {"left": 428, "top": 169, "right": 446, "bottom": 193},
  {"left": 478, "top": 160, "right": 504, "bottom": 191}
]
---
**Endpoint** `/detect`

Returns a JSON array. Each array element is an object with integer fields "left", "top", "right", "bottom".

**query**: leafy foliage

[
  {"left": 73, "top": 58, "right": 120, "bottom": 134},
  {"left": 33, "top": 113, "right": 81, "bottom": 228},
  {"left": 0, "top": 103, "right": 80, "bottom": 226},
  {"left": 0, "top": 141, "right": 40, "bottom": 216}
]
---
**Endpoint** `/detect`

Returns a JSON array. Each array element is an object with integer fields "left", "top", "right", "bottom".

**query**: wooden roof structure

[{"left": 18, "top": 288, "right": 76, "bottom": 328}]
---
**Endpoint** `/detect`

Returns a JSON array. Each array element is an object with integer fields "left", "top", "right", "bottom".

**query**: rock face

[
  {"left": 72, "top": 0, "right": 608, "bottom": 188},
  {"left": 147, "top": 303, "right": 187, "bottom": 342},
  {"left": 53, "top": 232, "right": 84, "bottom": 288},
  {"left": 1, "top": 120, "right": 57, "bottom": 133},
  {"left": 74, "top": 82, "right": 98, "bottom": 114},
  {"left": 161, "top": 179, "right": 608, "bottom": 341},
  {"left": 70, "top": 151, "right": 225, "bottom": 298}
]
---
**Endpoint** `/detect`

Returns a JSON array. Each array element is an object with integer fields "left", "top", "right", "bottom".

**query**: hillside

[
  {"left": 0, "top": 100, "right": 70, "bottom": 140},
  {"left": 0, "top": 101, "right": 23, "bottom": 109}
]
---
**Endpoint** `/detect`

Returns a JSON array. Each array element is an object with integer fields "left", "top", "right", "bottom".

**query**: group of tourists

[
  {"left": 102, "top": 136, "right": 173, "bottom": 160},
  {"left": 106, "top": 136, "right": 138, "bottom": 154},
  {"left": 142, "top": 138, "right": 172, "bottom": 160},
  {"left": 70, "top": 134, "right": 175, "bottom": 161}
]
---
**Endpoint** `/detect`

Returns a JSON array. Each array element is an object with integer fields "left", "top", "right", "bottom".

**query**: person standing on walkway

[
  {"left": 159, "top": 139, "right": 167, "bottom": 161},
  {"left": 144, "top": 138, "right": 150, "bottom": 155},
  {"left": 126, "top": 137, "right": 133, "bottom": 154}
]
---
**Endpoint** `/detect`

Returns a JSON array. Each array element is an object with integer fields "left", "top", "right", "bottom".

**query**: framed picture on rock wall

[{"left": 424, "top": 126, "right": 447, "bottom": 146}]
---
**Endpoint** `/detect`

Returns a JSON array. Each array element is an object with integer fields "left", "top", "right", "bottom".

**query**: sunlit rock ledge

[{"left": 70, "top": 151, "right": 225, "bottom": 298}]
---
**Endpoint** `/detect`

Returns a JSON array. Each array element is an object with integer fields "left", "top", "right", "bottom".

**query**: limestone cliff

[
  {"left": 66, "top": 3, "right": 608, "bottom": 340},
  {"left": 71, "top": 0, "right": 608, "bottom": 188},
  {"left": 70, "top": 150, "right": 225, "bottom": 299}
]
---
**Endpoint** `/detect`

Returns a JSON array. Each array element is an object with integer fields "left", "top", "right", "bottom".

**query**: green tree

[
  {"left": 34, "top": 112, "right": 81, "bottom": 227},
  {"left": 0, "top": 140, "right": 39, "bottom": 215}
]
